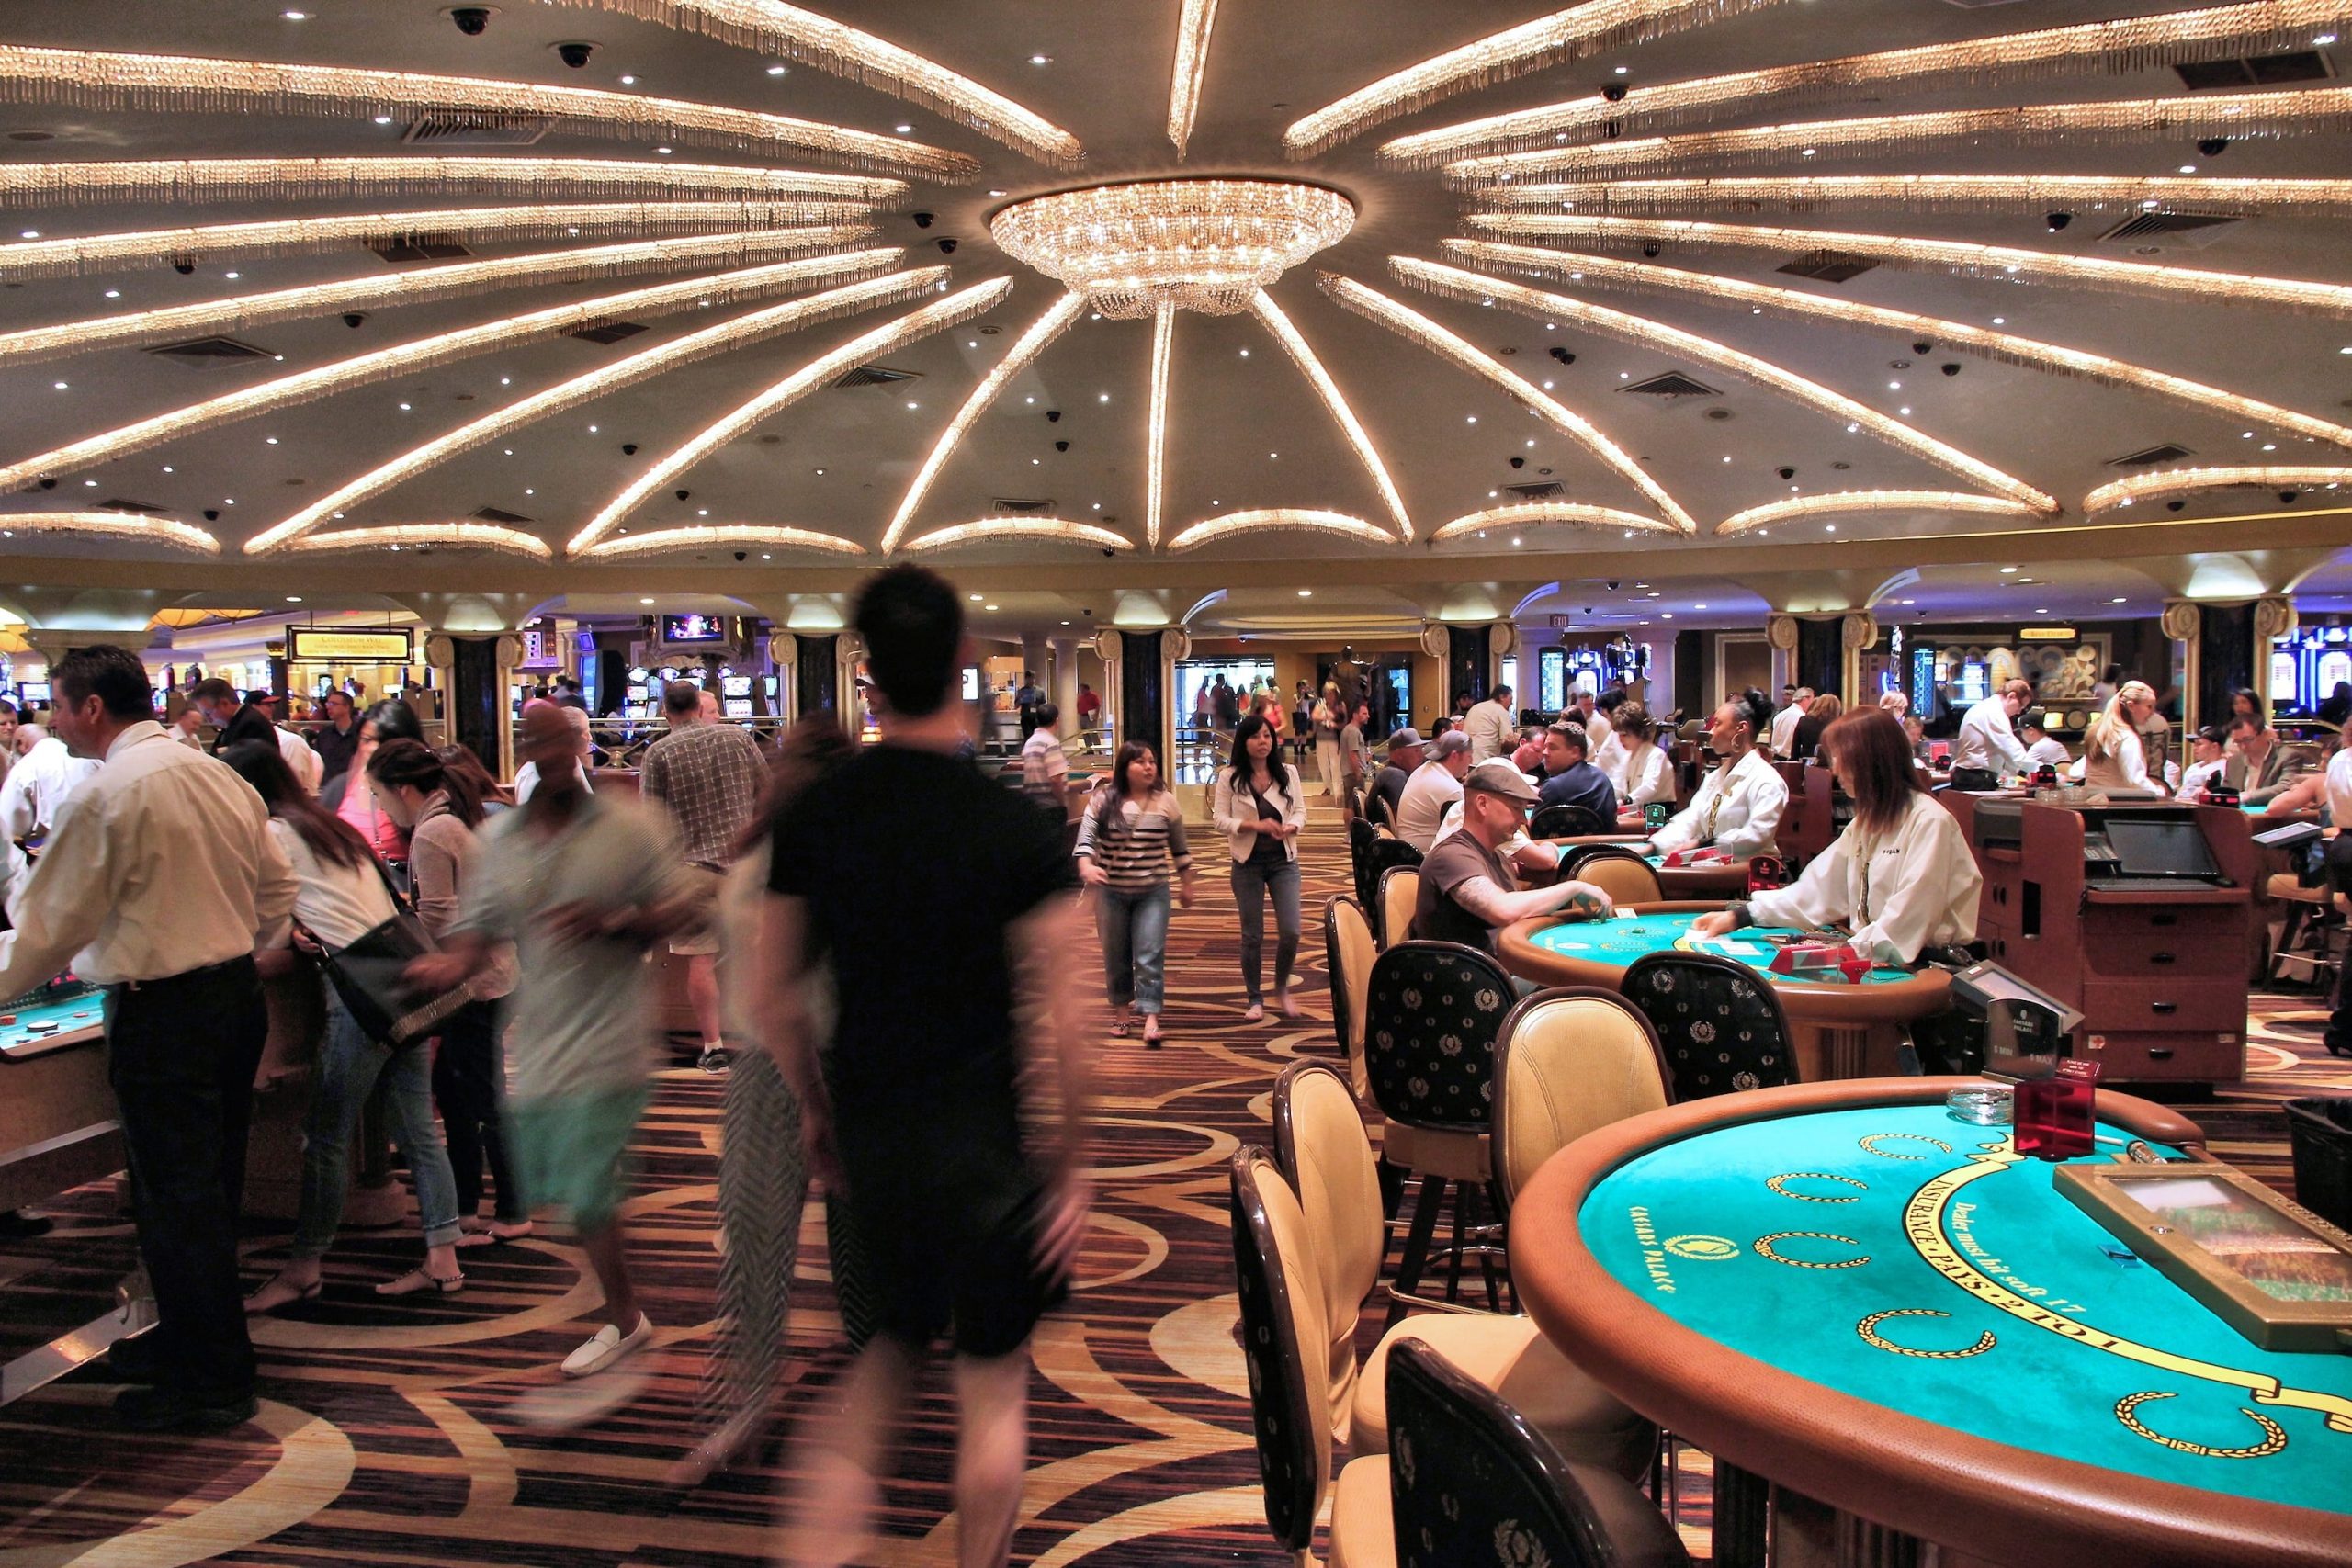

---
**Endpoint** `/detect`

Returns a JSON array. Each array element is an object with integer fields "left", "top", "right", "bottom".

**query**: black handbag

[{"left": 318, "top": 855, "right": 474, "bottom": 1048}]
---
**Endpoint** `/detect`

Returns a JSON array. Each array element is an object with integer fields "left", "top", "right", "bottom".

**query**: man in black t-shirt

[{"left": 760, "top": 565, "right": 1087, "bottom": 1568}]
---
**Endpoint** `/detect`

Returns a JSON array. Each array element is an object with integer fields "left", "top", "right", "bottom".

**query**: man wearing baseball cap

[
  {"left": 1395, "top": 729, "right": 1473, "bottom": 853},
  {"left": 1412, "top": 758, "right": 1614, "bottom": 956},
  {"left": 1366, "top": 726, "right": 1421, "bottom": 828}
]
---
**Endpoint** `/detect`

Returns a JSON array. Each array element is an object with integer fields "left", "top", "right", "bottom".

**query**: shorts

[
  {"left": 668, "top": 863, "right": 725, "bottom": 956},
  {"left": 507, "top": 1086, "right": 650, "bottom": 1230}
]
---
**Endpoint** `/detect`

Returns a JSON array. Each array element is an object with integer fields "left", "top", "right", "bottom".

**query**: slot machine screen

[
  {"left": 723, "top": 698, "right": 752, "bottom": 719},
  {"left": 17, "top": 681, "right": 49, "bottom": 707},
  {"left": 721, "top": 675, "right": 752, "bottom": 698}
]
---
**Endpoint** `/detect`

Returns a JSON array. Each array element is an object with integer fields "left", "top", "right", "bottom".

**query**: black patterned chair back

[
  {"left": 1361, "top": 837, "right": 1425, "bottom": 942},
  {"left": 1349, "top": 816, "right": 1381, "bottom": 906},
  {"left": 1531, "top": 802, "right": 1611, "bottom": 840},
  {"left": 1228, "top": 1147, "right": 1330, "bottom": 1553},
  {"left": 1621, "top": 951, "right": 1798, "bottom": 1101},
  {"left": 1364, "top": 941, "right": 1513, "bottom": 1133},
  {"left": 1385, "top": 1338, "right": 1691, "bottom": 1568}
]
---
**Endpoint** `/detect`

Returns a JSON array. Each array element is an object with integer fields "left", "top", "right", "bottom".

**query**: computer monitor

[{"left": 2103, "top": 817, "right": 2221, "bottom": 879}]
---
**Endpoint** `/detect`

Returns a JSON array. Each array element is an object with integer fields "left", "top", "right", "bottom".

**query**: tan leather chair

[
  {"left": 1490, "top": 988, "right": 1671, "bottom": 1219},
  {"left": 1272, "top": 1061, "right": 1656, "bottom": 1479},
  {"left": 1567, "top": 849, "right": 1665, "bottom": 908},
  {"left": 1228, "top": 1146, "right": 1396, "bottom": 1567},
  {"left": 1377, "top": 864, "right": 1419, "bottom": 952},
  {"left": 1323, "top": 895, "right": 1377, "bottom": 1100}
]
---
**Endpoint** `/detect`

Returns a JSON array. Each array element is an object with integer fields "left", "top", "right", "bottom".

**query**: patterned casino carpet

[{"left": 2, "top": 808, "right": 2348, "bottom": 1566}]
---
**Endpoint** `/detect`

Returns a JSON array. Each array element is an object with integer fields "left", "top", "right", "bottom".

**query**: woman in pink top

[{"left": 326, "top": 699, "right": 424, "bottom": 862}]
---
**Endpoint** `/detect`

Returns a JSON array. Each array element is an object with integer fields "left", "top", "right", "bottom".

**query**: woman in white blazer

[
  {"left": 1695, "top": 709, "right": 1979, "bottom": 965},
  {"left": 1212, "top": 712, "right": 1309, "bottom": 1022},
  {"left": 1647, "top": 688, "right": 1788, "bottom": 859}
]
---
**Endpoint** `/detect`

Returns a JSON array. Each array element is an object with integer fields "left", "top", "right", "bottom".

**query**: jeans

[
  {"left": 104, "top": 956, "right": 267, "bottom": 1402},
  {"left": 435, "top": 998, "right": 526, "bottom": 1224},
  {"left": 1231, "top": 856, "right": 1302, "bottom": 1004},
  {"left": 293, "top": 992, "right": 463, "bottom": 1258},
  {"left": 1096, "top": 883, "right": 1171, "bottom": 1014}
]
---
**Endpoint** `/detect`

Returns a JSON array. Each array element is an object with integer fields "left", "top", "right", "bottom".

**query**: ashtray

[{"left": 1946, "top": 1085, "right": 2013, "bottom": 1126}]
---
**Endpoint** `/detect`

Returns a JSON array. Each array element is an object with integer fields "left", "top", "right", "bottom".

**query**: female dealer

[
  {"left": 1692, "top": 709, "right": 1980, "bottom": 965},
  {"left": 1645, "top": 687, "right": 1789, "bottom": 860}
]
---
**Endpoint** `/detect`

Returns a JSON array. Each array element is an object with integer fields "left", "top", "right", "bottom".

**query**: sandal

[
  {"left": 1142, "top": 1017, "right": 1162, "bottom": 1049},
  {"left": 375, "top": 1266, "right": 466, "bottom": 1297},
  {"left": 458, "top": 1219, "right": 533, "bottom": 1247},
  {"left": 1109, "top": 1013, "right": 1130, "bottom": 1038},
  {"left": 243, "top": 1274, "right": 322, "bottom": 1315}
]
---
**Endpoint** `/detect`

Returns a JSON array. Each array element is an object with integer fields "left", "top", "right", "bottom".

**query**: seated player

[
  {"left": 1412, "top": 760, "right": 1614, "bottom": 955},
  {"left": 2067, "top": 682, "right": 2165, "bottom": 795},
  {"left": 1646, "top": 688, "right": 1787, "bottom": 860},
  {"left": 2220, "top": 709, "right": 2307, "bottom": 806},
  {"left": 2245, "top": 716, "right": 2352, "bottom": 819},
  {"left": 2178, "top": 724, "right": 2230, "bottom": 800},
  {"left": 1602, "top": 703, "right": 1674, "bottom": 809},
  {"left": 2017, "top": 710, "right": 2071, "bottom": 774},
  {"left": 1692, "top": 709, "right": 1982, "bottom": 966},
  {"left": 1536, "top": 721, "right": 1617, "bottom": 822}
]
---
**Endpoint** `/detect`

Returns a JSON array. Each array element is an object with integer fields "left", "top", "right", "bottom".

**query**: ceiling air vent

[
  {"left": 1505, "top": 481, "right": 1568, "bottom": 500},
  {"left": 831, "top": 364, "right": 921, "bottom": 388},
  {"left": 2097, "top": 211, "right": 2244, "bottom": 249},
  {"left": 990, "top": 497, "right": 1057, "bottom": 513},
  {"left": 369, "top": 235, "right": 474, "bottom": 264},
  {"left": 2175, "top": 50, "right": 2335, "bottom": 90},
  {"left": 2108, "top": 443, "right": 2194, "bottom": 468},
  {"left": 95, "top": 496, "right": 168, "bottom": 515},
  {"left": 470, "top": 505, "right": 535, "bottom": 525},
  {"left": 564, "top": 319, "right": 648, "bottom": 344},
  {"left": 400, "top": 113, "right": 553, "bottom": 146},
  {"left": 144, "top": 335, "right": 275, "bottom": 366},
  {"left": 1777, "top": 253, "right": 1878, "bottom": 283},
  {"left": 1620, "top": 371, "right": 1720, "bottom": 401}
]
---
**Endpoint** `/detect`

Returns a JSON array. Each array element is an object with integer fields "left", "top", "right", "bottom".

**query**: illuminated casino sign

[{"left": 287, "top": 626, "right": 413, "bottom": 662}]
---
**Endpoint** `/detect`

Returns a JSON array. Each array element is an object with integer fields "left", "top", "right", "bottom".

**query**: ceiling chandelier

[{"left": 989, "top": 179, "right": 1355, "bottom": 318}]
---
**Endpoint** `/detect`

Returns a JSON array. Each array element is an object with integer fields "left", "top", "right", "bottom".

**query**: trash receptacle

[{"left": 2284, "top": 1098, "right": 2352, "bottom": 1233}]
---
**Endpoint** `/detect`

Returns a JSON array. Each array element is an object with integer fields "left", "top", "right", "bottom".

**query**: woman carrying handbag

[{"left": 223, "top": 742, "right": 470, "bottom": 1311}]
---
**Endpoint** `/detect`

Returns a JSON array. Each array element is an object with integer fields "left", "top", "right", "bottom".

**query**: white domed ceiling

[{"left": 0, "top": 0, "right": 2346, "bottom": 577}]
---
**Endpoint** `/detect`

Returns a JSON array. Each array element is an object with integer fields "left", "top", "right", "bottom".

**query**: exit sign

[{"left": 1550, "top": 615, "right": 1574, "bottom": 629}]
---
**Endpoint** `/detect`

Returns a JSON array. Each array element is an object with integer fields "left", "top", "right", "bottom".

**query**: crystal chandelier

[{"left": 990, "top": 180, "right": 1355, "bottom": 318}]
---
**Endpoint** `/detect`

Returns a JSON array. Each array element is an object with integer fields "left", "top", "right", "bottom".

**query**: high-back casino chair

[
  {"left": 1349, "top": 816, "right": 1381, "bottom": 906},
  {"left": 1529, "top": 802, "right": 1611, "bottom": 840},
  {"left": 1227, "top": 1146, "right": 1395, "bottom": 1567},
  {"left": 1272, "top": 1062, "right": 1656, "bottom": 1476},
  {"left": 1377, "top": 865, "right": 1420, "bottom": 953},
  {"left": 1490, "top": 988, "right": 1670, "bottom": 1224},
  {"left": 1621, "top": 951, "right": 1799, "bottom": 1102},
  {"left": 1324, "top": 896, "right": 1378, "bottom": 1098},
  {"left": 1384, "top": 1339, "right": 1690, "bottom": 1568},
  {"left": 1358, "top": 838, "right": 1421, "bottom": 942},
  {"left": 1364, "top": 941, "right": 1513, "bottom": 1322},
  {"left": 1564, "top": 846, "right": 1665, "bottom": 907}
]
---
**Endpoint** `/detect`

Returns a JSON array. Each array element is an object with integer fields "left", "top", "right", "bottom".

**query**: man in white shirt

[
  {"left": 1395, "top": 730, "right": 1473, "bottom": 852},
  {"left": 1770, "top": 687, "right": 1811, "bottom": 757},
  {"left": 2018, "top": 711, "right": 2071, "bottom": 774},
  {"left": 1464, "top": 683, "right": 1515, "bottom": 762},
  {"left": 514, "top": 701, "right": 595, "bottom": 803},
  {"left": 1950, "top": 679, "right": 2034, "bottom": 789},
  {"left": 276, "top": 715, "right": 323, "bottom": 794},
  {"left": 0, "top": 646, "right": 296, "bottom": 1431},
  {"left": 0, "top": 723, "right": 99, "bottom": 844}
]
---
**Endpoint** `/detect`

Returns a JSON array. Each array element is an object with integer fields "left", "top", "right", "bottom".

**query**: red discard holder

[
  {"left": 1746, "top": 855, "right": 1788, "bottom": 893},
  {"left": 2014, "top": 1057, "right": 2101, "bottom": 1161}
]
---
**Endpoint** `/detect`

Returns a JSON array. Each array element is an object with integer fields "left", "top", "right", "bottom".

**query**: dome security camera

[
  {"left": 2198, "top": 137, "right": 2229, "bottom": 156},
  {"left": 2281, "top": 491, "right": 2301, "bottom": 504},
  {"left": 203, "top": 507, "right": 220, "bottom": 521},
  {"left": 173, "top": 256, "right": 196, "bottom": 275},
  {"left": 552, "top": 40, "right": 596, "bottom": 68},
  {"left": 342, "top": 311, "right": 368, "bottom": 328},
  {"left": 1940, "top": 362, "right": 1962, "bottom": 377},
  {"left": 2167, "top": 500, "right": 2186, "bottom": 512},
  {"left": 1508, "top": 456, "right": 1525, "bottom": 469},
  {"left": 2046, "top": 211, "right": 2073, "bottom": 231},
  {"left": 1100, "top": 547, "right": 1114, "bottom": 558},
  {"left": 935, "top": 237, "right": 958, "bottom": 254},
  {"left": 1606, "top": 580, "right": 1621, "bottom": 590},
  {"left": 1054, "top": 439, "right": 1069, "bottom": 452},
  {"left": 1911, "top": 341, "right": 1932, "bottom": 355},
  {"left": 447, "top": 6, "right": 492, "bottom": 35},
  {"left": 1777, "top": 465, "right": 1796, "bottom": 480},
  {"left": 674, "top": 488, "right": 691, "bottom": 501},
  {"left": 621, "top": 442, "right": 638, "bottom": 455},
  {"left": 1601, "top": 83, "right": 1628, "bottom": 102},
  {"left": 910, "top": 211, "right": 934, "bottom": 229},
  {"left": 733, "top": 550, "right": 748, "bottom": 562},
  {"left": 1640, "top": 242, "right": 1661, "bottom": 259},
  {"left": 1046, "top": 409, "right": 1062, "bottom": 423},
  {"left": 36, "top": 478, "right": 56, "bottom": 491},
  {"left": 1548, "top": 346, "right": 1576, "bottom": 365}
]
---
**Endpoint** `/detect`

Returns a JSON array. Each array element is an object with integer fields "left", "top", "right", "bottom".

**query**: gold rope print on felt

[
  {"left": 1857, "top": 1308, "right": 1996, "bottom": 1359},
  {"left": 1753, "top": 1231, "right": 1871, "bottom": 1269},
  {"left": 2115, "top": 1392, "right": 2290, "bottom": 1461},
  {"left": 1766, "top": 1171, "right": 1867, "bottom": 1203}
]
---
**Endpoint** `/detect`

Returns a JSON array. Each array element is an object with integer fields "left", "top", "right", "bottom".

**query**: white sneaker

[{"left": 561, "top": 1314, "right": 654, "bottom": 1378}]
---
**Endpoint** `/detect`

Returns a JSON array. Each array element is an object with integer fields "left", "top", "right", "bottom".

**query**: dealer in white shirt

[
  {"left": 1949, "top": 677, "right": 2034, "bottom": 789},
  {"left": 1769, "top": 686, "right": 1811, "bottom": 757},
  {"left": 1647, "top": 689, "right": 1789, "bottom": 860},
  {"left": 1693, "top": 708, "right": 1980, "bottom": 966}
]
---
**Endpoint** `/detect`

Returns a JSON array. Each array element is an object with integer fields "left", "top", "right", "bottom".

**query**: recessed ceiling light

[
  {"left": 1542, "top": 379, "right": 1554, "bottom": 389},
  {"left": 641, "top": 597, "right": 654, "bottom": 605},
  {"left": 765, "top": 63, "right": 787, "bottom": 74},
  {"left": 2178, "top": 164, "right": 2198, "bottom": 174},
  {"left": 1618, "top": 371, "right": 1630, "bottom": 379},
  {"left": 1098, "top": 392, "right": 1110, "bottom": 402},
  {"left": 2111, "top": 596, "right": 2128, "bottom": 604},
  {"left": 1091, "top": 502, "right": 1102, "bottom": 510},
  {"left": 372, "top": 115, "right": 393, "bottom": 124},
  {"left": 1238, "top": 348, "right": 1250, "bottom": 357},
  {"left": 988, "top": 189, "right": 1007, "bottom": 197},
  {"left": 223, "top": 497, "right": 235, "bottom": 504},
  {"left": 223, "top": 271, "right": 239, "bottom": 279},
  {"left": 1899, "top": 406, "right": 1911, "bottom": 416},
  {"left": 17, "top": 230, "right": 36, "bottom": 239},
  {"left": 763, "top": 553, "right": 772, "bottom": 559},
  {"left": 1888, "top": 380, "right": 1901, "bottom": 389},
  {"left": 904, "top": 400, "right": 919, "bottom": 410},
  {"left": 1269, "top": 451, "right": 1278, "bottom": 458},
  {"left": 1992, "top": 317, "right": 2005, "bottom": 325},
  {"left": 2318, "top": 31, "right": 2338, "bottom": 43},
  {"left": 968, "top": 592, "right": 983, "bottom": 601},
  {"left": 1030, "top": 53, "right": 1051, "bottom": 64},
  {"left": 1612, "top": 65, "right": 1628, "bottom": 75},
  {"left": 1025, "top": 396, "right": 1035, "bottom": 404},
  {"left": 894, "top": 124, "right": 912, "bottom": 134},
  {"left": 82, "top": 478, "right": 96, "bottom": 486},
  {"left": 2000, "top": 565, "right": 2018, "bottom": 572},
  {"left": 1466, "top": 415, "right": 1477, "bottom": 423},
  {"left": 1032, "top": 457, "right": 1041, "bottom": 464},
  {"left": 1526, "top": 438, "right": 1536, "bottom": 447},
  {"left": 619, "top": 75, "right": 638, "bottom": 85},
  {"left": 654, "top": 145, "right": 672, "bottom": 154},
  {"left": 1661, "top": 612, "right": 1673, "bottom": 618},
  {"left": 162, "top": 465, "right": 173, "bottom": 472},
  {"left": 2264, "top": 442, "right": 2278, "bottom": 450},
  {"left": 281, "top": 8, "right": 308, "bottom": 18},
  {"left": 103, "top": 288, "right": 119, "bottom": 298},
  {"left": 814, "top": 468, "right": 825, "bottom": 475},
  {"left": 51, "top": 380, "right": 66, "bottom": 389},
  {"left": 1297, "top": 589, "right": 1312, "bottom": 597},
  {"left": 1696, "top": 603, "right": 1708, "bottom": 609},
  {"left": 1488, "top": 489, "right": 1499, "bottom": 498},
  {"left": 524, "top": 488, "right": 534, "bottom": 495},
  {"left": 986, "top": 603, "right": 1000, "bottom": 611},
  {"left": 1511, "top": 536, "right": 1522, "bottom": 547},
  {"left": 265, "top": 436, "right": 279, "bottom": 445}
]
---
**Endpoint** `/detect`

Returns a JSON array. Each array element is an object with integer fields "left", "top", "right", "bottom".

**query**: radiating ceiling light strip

[
  {"left": 277, "top": 523, "right": 553, "bottom": 558},
  {"left": 1477, "top": 174, "right": 2352, "bottom": 217},
  {"left": 246, "top": 265, "right": 947, "bottom": 555},
  {"left": 553, "top": 0, "right": 1080, "bottom": 165},
  {"left": 1147, "top": 304, "right": 1175, "bottom": 549},
  {"left": 1430, "top": 502, "right": 1678, "bottom": 542},
  {"left": 1715, "top": 491, "right": 2042, "bottom": 538},
  {"left": 1248, "top": 288, "right": 1413, "bottom": 541},
  {"left": 1167, "top": 0, "right": 1220, "bottom": 157},
  {"left": 1442, "top": 87, "right": 2352, "bottom": 184},
  {"left": 1464, "top": 211, "right": 2352, "bottom": 319},
  {"left": 578, "top": 524, "right": 864, "bottom": 558},
  {"left": 0, "top": 200, "right": 871, "bottom": 284},
  {"left": 1283, "top": 0, "right": 1790, "bottom": 158},
  {"left": 0, "top": 45, "right": 978, "bottom": 180},
  {"left": 880, "top": 290, "right": 1083, "bottom": 554},
  {"left": 0, "top": 250, "right": 902, "bottom": 492},
  {"left": 0, "top": 156, "right": 907, "bottom": 209},
  {"left": 1315, "top": 273, "right": 1694, "bottom": 533},
  {"left": 0, "top": 511, "right": 219, "bottom": 553},
  {"left": 1166, "top": 509, "right": 1399, "bottom": 553},
  {"left": 1378, "top": 0, "right": 2352, "bottom": 163},
  {"left": 1447, "top": 240, "right": 2352, "bottom": 451},
  {"left": 1392, "top": 256, "right": 2056, "bottom": 513},
  {"left": 903, "top": 518, "right": 1136, "bottom": 553},
  {"left": 570, "top": 276, "right": 1014, "bottom": 555},
  {"left": 2082, "top": 466, "right": 2352, "bottom": 515},
  {"left": 0, "top": 228, "right": 880, "bottom": 367}
]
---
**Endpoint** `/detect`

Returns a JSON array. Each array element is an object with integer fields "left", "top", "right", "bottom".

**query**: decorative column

[
  {"left": 1118, "top": 628, "right": 1164, "bottom": 757},
  {"left": 835, "top": 632, "right": 865, "bottom": 727},
  {"left": 1047, "top": 636, "right": 1079, "bottom": 729},
  {"left": 1793, "top": 615, "right": 1841, "bottom": 699},
  {"left": 767, "top": 633, "right": 797, "bottom": 723},
  {"left": 425, "top": 632, "right": 521, "bottom": 778},
  {"left": 1490, "top": 621, "right": 1521, "bottom": 708},
  {"left": 1092, "top": 627, "right": 1123, "bottom": 744},
  {"left": 794, "top": 633, "right": 838, "bottom": 719},
  {"left": 1443, "top": 624, "right": 1491, "bottom": 708},
  {"left": 1840, "top": 611, "right": 1880, "bottom": 709},
  {"left": 2253, "top": 594, "right": 2297, "bottom": 716}
]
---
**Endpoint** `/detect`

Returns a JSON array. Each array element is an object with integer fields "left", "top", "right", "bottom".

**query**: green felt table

[
  {"left": 1510, "top": 1080, "right": 2352, "bottom": 1568},
  {"left": 0, "top": 980, "right": 115, "bottom": 1213}
]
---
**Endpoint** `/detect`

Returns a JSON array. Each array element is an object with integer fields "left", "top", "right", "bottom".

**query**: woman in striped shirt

[{"left": 1076, "top": 741, "right": 1195, "bottom": 1047}]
